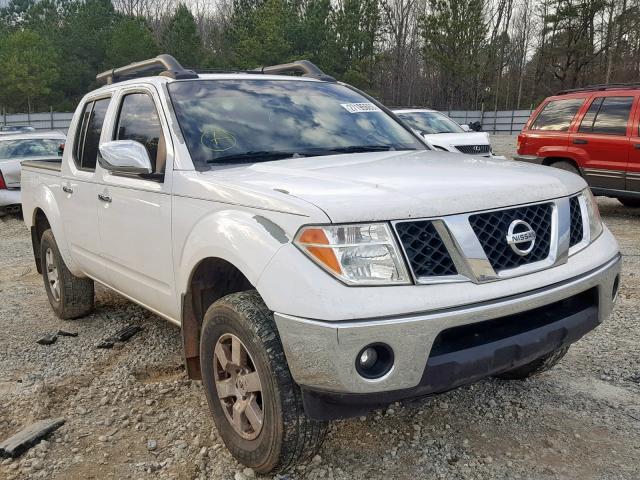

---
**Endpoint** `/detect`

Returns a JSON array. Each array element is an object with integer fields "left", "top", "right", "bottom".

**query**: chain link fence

[
  {"left": 1, "top": 110, "right": 74, "bottom": 133},
  {"left": 445, "top": 109, "right": 534, "bottom": 134}
]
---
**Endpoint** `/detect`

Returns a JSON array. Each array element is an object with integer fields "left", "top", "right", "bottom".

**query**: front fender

[{"left": 175, "top": 208, "right": 302, "bottom": 309}]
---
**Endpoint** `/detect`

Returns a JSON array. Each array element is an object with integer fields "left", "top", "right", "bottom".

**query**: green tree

[
  {"left": 54, "top": 0, "right": 117, "bottom": 106},
  {"left": 0, "top": 29, "right": 59, "bottom": 111},
  {"left": 420, "top": 0, "right": 488, "bottom": 107},
  {"left": 540, "top": 0, "right": 609, "bottom": 89},
  {"left": 225, "top": 0, "right": 302, "bottom": 68},
  {"left": 105, "top": 16, "right": 158, "bottom": 68},
  {"left": 295, "top": 0, "right": 337, "bottom": 72},
  {"left": 161, "top": 4, "right": 202, "bottom": 66},
  {"left": 331, "top": 0, "right": 381, "bottom": 90}
]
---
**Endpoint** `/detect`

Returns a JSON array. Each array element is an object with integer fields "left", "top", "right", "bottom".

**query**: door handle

[
  {"left": 98, "top": 193, "right": 112, "bottom": 203},
  {"left": 572, "top": 138, "right": 588, "bottom": 145},
  {"left": 634, "top": 144, "right": 640, "bottom": 150},
  {"left": 62, "top": 185, "right": 73, "bottom": 194}
]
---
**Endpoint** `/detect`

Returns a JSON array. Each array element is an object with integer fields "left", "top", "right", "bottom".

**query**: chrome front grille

[
  {"left": 393, "top": 195, "right": 588, "bottom": 284},
  {"left": 395, "top": 221, "right": 457, "bottom": 277},
  {"left": 469, "top": 203, "right": 553, "bottom": 271}
]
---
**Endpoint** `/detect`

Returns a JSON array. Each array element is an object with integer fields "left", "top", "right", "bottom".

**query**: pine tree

[{"left": 161, "top": 4, "right": 202, "bottom": 67}]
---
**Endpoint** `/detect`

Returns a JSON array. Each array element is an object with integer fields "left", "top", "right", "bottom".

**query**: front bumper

[{"left": 274, "top": 253, "right": 621, "bottom": 412}]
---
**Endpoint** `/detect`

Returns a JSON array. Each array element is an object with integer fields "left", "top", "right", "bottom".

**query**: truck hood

[
  {"left": 203, "top": 150, "right": 586, "bottom": 223},
  {"left": 422, "top": 131, "right": 490, "bottom": 148}
]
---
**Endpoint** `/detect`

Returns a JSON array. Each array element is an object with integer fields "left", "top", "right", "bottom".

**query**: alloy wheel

[
  {"left": 213, "top": 333, "right": 264, "bottom": 440},
  {"left": 45, "top": 248, "right": 60, "bottom": 302}
]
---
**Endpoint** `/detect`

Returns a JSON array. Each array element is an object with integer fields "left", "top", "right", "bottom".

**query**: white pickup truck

[{"left": 21, "top": 55, "right": 621, "bottom": 473}]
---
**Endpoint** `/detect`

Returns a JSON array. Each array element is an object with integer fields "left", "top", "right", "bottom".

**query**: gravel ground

[{"left": 1, "top": 137, "right": 639, "bottom": 479}]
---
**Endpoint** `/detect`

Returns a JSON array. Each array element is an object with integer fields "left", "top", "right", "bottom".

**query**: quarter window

[
  {"left": 114, "top": 93, "right": 165, "bottom": 174},
  {"left": 578, "top": 96, "right": 633, "bottom": 136},
  {"left": 530, "top": 98, "right": 584, "bottom": 131},
  {"left": 74, "top": 98, "right": 110, "bottom": 171}
]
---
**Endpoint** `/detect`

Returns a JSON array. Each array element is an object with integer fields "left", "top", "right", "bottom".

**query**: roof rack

[
  {"left": 557, "top": 82, "right": 640, "bottom": 95},
  {"left": 96, "top": 54, "right": 198, "bottom": 85},
  {"left": 253, "top": 60, "right": 336, "bottom": 82},
  {"left": 96, "top": 55, "right": 335, "bottom": 85}
]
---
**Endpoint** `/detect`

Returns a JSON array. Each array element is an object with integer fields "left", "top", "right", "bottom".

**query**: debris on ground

[
  {"left": 0, "top": 418, "right": 65, "bottom": 458},
  {"left": 36, "top": 333, "right": 57, "bottom": 345},
  {"left": 96, "top": 324, "right": 143, "bottom": 349},
  {"left": 56, "top": 330, "right": 78, "bottom": 337}
]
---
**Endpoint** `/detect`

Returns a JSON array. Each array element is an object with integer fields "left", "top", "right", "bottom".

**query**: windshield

[
  {"left": 0, "top": 138, "right": 62, "bottom": 159},
  {"left": 168, "top": 79, "right": 423, "bottom": 166},
  {"left": 397, "top": 111, "right": 465, "bottom": 134}
]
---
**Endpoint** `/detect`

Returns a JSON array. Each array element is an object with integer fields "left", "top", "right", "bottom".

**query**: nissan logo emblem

[{"left": 506, "top": 220, "right": 536, "bottom": 256}]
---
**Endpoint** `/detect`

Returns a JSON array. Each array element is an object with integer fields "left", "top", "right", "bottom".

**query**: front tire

[
  {"left": 40, "top": 229, "right": 94, "bottom": 319},
  {"left": 199, "top": 291, "right": 326, "bottom": 473},
  {"left": 494, "top": 346, "right": 569, "bottom": 380},
  {"left": 617, "top": 197, "right": 640, "bottom": 208}
]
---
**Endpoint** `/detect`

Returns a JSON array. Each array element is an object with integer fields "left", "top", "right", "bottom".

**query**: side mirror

[
  {"left": 461, "top": 124, "right": 471, "bottom": 132},
  {"left": 98, "top": 140, "right": 152, "bottom": 174}
]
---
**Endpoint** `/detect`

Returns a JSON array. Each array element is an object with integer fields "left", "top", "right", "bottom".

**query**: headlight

[
  {"left": 582, "top": 188, "right": 603, "bottom": 241},
  {"left": 294, "top": 223, "right": 411, "bottom": 285}
]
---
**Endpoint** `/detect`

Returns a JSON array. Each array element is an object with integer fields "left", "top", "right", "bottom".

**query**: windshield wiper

[
  {"left": 206, "top": 151, "right": 302, "bottom": 164},
  {"left": 207, "top": 145, "right": 417, "bottom": 164}
]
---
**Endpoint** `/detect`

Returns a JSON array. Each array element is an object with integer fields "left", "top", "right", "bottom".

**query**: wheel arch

[
  {"left": 28, "top": 183, "right": 79, "bottom": 274},
  {"left": 173, "top": 208, "right": 304, "bottom": 379},
  {"left": 181, "top": 257, "right": 255, "bottom": 380},
  {"left": 31, "top": 207, "right": 51, "bottom": 274}
]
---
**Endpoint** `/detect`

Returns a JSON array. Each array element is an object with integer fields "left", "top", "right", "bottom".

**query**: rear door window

[
  {"left": 530, "top": 98, "right": 584, "bottom": 131},
  {"left": 74, "top": 98, "right": 110, "bottom": 171},
  {"left": 578, "top": 96, "right": 634, "bottom": 136}
]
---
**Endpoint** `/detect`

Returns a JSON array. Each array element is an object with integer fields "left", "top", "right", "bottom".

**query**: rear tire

[
  {"left": 494, "top": 346, "right": 569, "bottom": 380},
  {"left": 617, "top": 197, "right": 640, "bottom": 208},
  {"left": 549, "top": 160, "right": 580, "bottom": 176},
  {"left": 40, "top": 229, "right": 94, "bottom": 319},
  {"left": 199, "top": 290, "right": 327, "bottom": 474}
]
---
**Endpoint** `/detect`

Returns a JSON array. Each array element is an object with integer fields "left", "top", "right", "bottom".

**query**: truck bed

[{"left": 21, "top": 159, "right": 62, "bottom": 173}]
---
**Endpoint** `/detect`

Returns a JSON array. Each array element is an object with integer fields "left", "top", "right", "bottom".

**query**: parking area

[{"left": 0, "top": 137, "right": 639, "bottom": 480}]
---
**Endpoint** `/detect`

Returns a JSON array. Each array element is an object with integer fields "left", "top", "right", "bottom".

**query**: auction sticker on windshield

[{"left": 340, "top": 103, "right": 382, "bottom": 113}]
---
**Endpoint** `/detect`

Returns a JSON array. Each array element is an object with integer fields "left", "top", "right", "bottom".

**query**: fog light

[
  {"left": 359, "top": 348, "right": 378, "bottom": 369},
  {"left": 355, "top": 343, "right": 394, "bottom": 379}
]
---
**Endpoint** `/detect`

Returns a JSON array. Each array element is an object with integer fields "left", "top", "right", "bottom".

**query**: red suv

[{"left": 515, "top": 85, "right": 640, "bottom": 207}]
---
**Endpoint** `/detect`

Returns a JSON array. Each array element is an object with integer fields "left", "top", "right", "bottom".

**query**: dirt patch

[{"left": 133, "top": 365, "right": 185, "bottom": 384}]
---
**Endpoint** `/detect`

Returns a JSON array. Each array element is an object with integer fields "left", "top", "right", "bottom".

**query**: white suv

[
  {"left": 394, "top": 108, "right": 503, "bottom": 158},
  {"left": 21, "top": 55, "right": 620, "bottom": 473}
]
